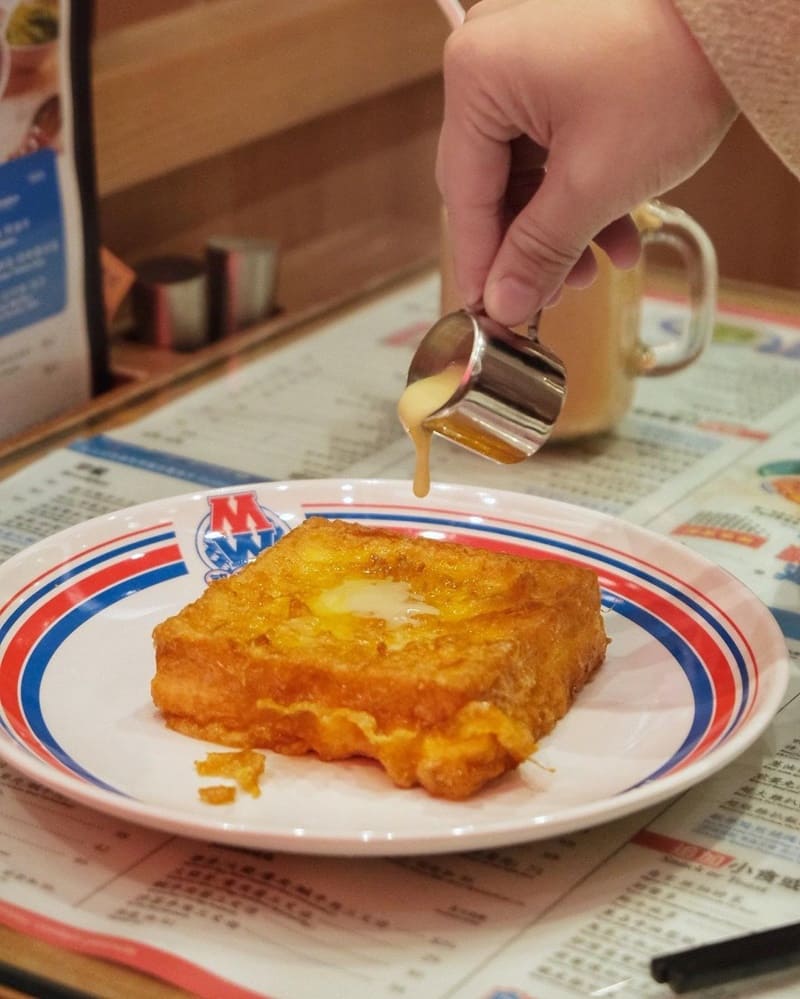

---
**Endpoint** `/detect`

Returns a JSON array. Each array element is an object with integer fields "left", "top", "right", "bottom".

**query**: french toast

[{"left": 152, "top": 517, "right": 608, "bottom": 799}]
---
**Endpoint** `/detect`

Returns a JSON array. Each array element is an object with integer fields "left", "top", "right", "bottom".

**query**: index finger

[{"left": 435, "top": 36, "right": 515, "bottom": 308}]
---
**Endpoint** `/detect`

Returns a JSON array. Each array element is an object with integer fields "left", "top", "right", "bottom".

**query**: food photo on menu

[
  {"left": 0, "top": 0, "right": 60, "bottom": 160},
  {"left": 0, "top": 0, "right": 108, "bottom": 442}
]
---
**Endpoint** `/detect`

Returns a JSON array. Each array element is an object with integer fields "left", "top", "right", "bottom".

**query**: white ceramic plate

[{"left": 0, "top": 480, "right": 788, "bottom": 855}]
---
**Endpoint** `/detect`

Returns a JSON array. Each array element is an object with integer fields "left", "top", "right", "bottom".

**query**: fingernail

[{"left": 485, "top": 276, "right": 539, "bottom": 328}]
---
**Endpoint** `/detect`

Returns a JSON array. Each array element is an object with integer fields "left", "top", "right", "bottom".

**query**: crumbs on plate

[{"left": 194, "top": 749, "right": 266, "bottom": 804}]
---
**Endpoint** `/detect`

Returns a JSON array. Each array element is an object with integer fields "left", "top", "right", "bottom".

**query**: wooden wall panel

[
  {"left": 91, "top": 0, "right": 448, "bottom": 196},
  {"left": 100, "top": 77, "right": 444, "bottom": 313},
  {"left": 91, "top": 0, "right": 798, "bottom": 322},
  {"left": 95, "top": 1, "right": 199, "bottom": 35},
  {"left": 665, "top": 117, "right": 800, "bottom": 289},
  {"left": 92, "top": 0, "right": 447, "bottom": 329}
]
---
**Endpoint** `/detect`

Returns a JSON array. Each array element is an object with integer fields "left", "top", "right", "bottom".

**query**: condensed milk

[
  {"left": 397, "top": 362, "right": 465, "bottom": 497},
  {"left": 400, "top": 310, "right": 567, "bottom": 497}
]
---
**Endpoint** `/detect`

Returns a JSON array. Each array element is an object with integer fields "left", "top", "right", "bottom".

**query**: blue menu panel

[{"left": 0, "top": 148, "right": 66, "bottom": 339}]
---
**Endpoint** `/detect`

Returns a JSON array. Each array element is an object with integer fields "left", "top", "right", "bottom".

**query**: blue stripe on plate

[
  {"left": 617, "top": 597, "right": 713, "bottom": 783},
  {"left": 19, "top": 562, "right": 188, "bottom": 791},
  {"left": 315, "top": 509, "right": 751, "bottom": 722},
  {"left": 0, "top": 531, "right": 178, "bottom": 646},
  {"left": 12, "top": 503, "right": 752, "bottom": 793},
  {"left": 315, "top": 509, "right": 722, "bottom": 779}
]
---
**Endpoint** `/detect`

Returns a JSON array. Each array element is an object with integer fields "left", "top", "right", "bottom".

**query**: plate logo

[{"left": 195, "top": 491, "right": 288, "bottom": 580}]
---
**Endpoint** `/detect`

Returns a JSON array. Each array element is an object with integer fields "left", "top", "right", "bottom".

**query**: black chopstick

[
  {"left": 0, "top": 958, "right": 101, "bottom": 999},
  {"left": 651, "top": 921, "right": 800, "bottom": 993}
]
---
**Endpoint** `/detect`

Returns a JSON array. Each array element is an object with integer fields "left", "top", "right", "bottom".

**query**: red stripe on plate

[
  {"left": 0, "top": 542, "right": 183, "bottom": 764},
  {"left": 0, "top": 523, "right": 174, "bottom": 620}
]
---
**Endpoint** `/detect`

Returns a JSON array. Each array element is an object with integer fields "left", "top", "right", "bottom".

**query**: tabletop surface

[{"left": 0, "top": 269, "right": 798, "bottom": 999}]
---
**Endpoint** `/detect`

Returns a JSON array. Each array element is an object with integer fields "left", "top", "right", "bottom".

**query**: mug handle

[{"left": 633, "top": 199, "right": 717, "bottom": 375}]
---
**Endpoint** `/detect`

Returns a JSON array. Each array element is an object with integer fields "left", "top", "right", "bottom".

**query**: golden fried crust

[{"left": 152, "top": 517, "right": 608, "bottom": 799}]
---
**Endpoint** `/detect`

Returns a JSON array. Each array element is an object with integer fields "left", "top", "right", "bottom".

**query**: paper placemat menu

[{"left": 0, "top": 273, "right": 799, "bottom": 998}]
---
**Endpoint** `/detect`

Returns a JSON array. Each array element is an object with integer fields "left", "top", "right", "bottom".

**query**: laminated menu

[{"left": 0, "top": 0, "right": 108, "bottom": 441}]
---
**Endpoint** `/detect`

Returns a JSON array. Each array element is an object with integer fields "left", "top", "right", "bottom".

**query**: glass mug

[{"left": 440, "top": 200, "right": 718, "bottom": 439}]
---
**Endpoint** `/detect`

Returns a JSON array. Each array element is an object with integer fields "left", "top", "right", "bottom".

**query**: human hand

[{"left": 436, "top": 0, "right": 737, "bottom": 326}]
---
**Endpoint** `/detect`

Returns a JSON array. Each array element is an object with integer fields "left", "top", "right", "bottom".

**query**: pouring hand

[{"left": 436, "top": 0, "right": 736, "bottom": 327}]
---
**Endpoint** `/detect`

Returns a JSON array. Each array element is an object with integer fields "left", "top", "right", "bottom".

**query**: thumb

[{"left": 483, "top": 169, "right": 598, "bottom": 327}]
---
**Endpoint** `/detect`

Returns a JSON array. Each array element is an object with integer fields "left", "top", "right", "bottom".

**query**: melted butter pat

[
  {"left": 313, "top": 579, "right": 439, "bottom": 627},
  {"left": 398, "top": 363, "right": 464, "bottom": 498}
]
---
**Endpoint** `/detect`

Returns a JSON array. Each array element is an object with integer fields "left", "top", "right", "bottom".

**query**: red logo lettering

[{"left": 207, "top": 492, "right": 273, "bottom": 536}]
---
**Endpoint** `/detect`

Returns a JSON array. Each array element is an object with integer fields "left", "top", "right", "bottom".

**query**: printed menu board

[{"left": 0, "top": 0, "right": 107, "bottom": 441}]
